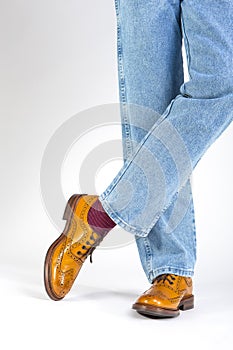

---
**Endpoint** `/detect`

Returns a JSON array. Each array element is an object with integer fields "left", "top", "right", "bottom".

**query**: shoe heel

[
  {"left": 179, "top": 295, "right": 194, "bottom": 311},
  {"left": 63, "top": 194, "right": 82, "bottom": 220}
]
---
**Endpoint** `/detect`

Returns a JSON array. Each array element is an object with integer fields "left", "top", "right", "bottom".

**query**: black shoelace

[
  {"left": 76, "top": 231, "right": 106, "bottom": 263},
  {"left": 156, "top": 274, "right": 176, "bottom": 285}
]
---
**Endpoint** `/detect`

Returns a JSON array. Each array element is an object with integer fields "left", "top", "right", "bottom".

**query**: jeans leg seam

[
  {"left": 191, "top": 200, "right": 197, "bottom": 262},
  {"left": 115, "top": 0, "right": 132, "bottom": 160},
  {"left": 142, "top": 237, "right": 153, "bottom": 275}
]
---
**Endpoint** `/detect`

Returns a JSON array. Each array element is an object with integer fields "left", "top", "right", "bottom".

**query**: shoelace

[
  {"left": 78, "top": 231, "right": 107, "bottom": 263},
  {"left": 156, "top": 274, "right": 176, "bottom": 285}
]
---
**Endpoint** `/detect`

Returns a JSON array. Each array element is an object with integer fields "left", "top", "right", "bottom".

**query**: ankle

[{"left": 87, "top": 198, "right": 116, "bottom": 236}]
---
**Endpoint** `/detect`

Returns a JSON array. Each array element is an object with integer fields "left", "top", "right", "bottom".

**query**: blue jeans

[{"left": 100, "top": 0, "right": 233, "bottom": 283}]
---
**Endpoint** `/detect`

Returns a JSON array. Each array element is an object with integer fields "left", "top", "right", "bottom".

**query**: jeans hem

[
  {"left": 99, "top": 195, "right": 148, "bottom": 237},
  {"left": 148, "top": 267, "right": 194, "bottom": 284}
]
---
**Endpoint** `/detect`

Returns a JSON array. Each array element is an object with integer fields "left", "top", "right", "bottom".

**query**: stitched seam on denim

[
  {"left": 152, "top": 266, "right": 194, "bottom": 273},
  {"left": 149, "top": 267, "right": 194, "bottom": 282},
  {"left": 190, "top": 196, "right": 197, "bottom": 262},
  {"left": 142, "top": 237, "right": 153, "bottom": 275},
  {"left": 115, "top": 0, "right": 132, "bottom": 159}
]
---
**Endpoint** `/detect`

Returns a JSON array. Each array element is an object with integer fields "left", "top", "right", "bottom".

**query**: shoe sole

[
  {"left": 44, "top": 194, "right": 84, "bottom": 301},
  {"left": 132, "top": 295, "right": 194, "bottom": 318}
]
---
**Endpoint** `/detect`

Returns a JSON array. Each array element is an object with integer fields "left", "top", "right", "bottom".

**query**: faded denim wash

[{"left": 100, "top": 0, "right": 233, "bottom": 283}]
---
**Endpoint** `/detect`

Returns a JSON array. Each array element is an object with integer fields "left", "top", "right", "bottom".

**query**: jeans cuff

[
  {"left": 148, "top": 267, "right": 194, "bottom": 284},
  {"left": 99, "top": 195, "right": 149, "bottom": 237}
]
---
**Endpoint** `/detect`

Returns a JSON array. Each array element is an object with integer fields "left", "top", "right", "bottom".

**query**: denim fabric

[
  {"left": 100, "top": 0, "right": 233, "bottom": 282},
  {"left": 105, "top": 0, "right": 197, "bottom": 282}
]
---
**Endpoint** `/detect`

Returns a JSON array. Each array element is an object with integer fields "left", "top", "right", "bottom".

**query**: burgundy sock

[{"left": 87, "top": 198, "right": 116, "bottom": 236}]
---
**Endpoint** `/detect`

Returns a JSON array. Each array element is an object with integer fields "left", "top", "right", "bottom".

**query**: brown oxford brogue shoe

[
  {"left": 132, "top": 274, "right": 194, "bottom": 318},
  {"left": 44, "top": 194, "right": 109, "bottom": 301}
]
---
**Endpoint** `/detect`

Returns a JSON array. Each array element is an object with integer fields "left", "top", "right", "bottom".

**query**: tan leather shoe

[
  {"left": 132, "top": 274, "right": 194, "bottom": 318},
  {"left": 44, "top": 194, "right": 108, "bottom": 301}
]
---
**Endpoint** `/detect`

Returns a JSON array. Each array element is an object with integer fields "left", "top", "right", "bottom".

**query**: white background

[{"left": 0, "top": 1, "right": 233, "bottom": 349}]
